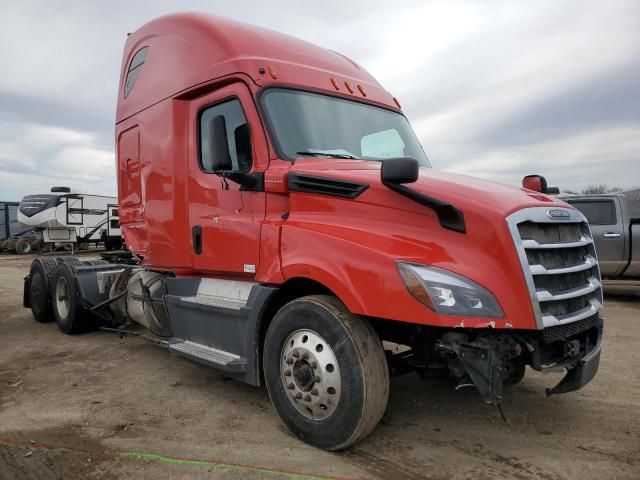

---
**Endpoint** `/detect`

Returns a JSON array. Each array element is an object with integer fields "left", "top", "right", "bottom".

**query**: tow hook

[{"left": 564, "top": 339, "right": 580, "bottom": 358}]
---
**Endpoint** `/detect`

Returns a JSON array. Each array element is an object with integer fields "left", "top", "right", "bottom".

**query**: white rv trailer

[{"left": 17, "top": 187, "right": 122, "bottom": 250}]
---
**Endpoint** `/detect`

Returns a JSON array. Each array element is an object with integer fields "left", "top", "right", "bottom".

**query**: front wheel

[{"left": 263, "top": 295, "right": 389, "bottom": 450}]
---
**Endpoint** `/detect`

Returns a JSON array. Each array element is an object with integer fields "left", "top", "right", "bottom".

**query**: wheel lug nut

[
  {"left": 311, "top": 389, "right": 318, "bottom": 396},
  {"left": 292, "top": 351, "right": 300, "bottom": 358},
  {"left": 284, "top": 369, "right": 292, "bottom": 376},
  {"left": 314, "top": 376, "right": 321, "bottom": 383},
  {"left": 310, "top": 361, "right": 317, "bottom": 369},
  {"left": 285, "top": 358, "right": 294, "bottom": 365},
  {"left": 301, "top": 352, "right": 309, "bottom": 360},
  {"left": 287, "top": 383, "right": 295, "bottom": 389},
  {"left": 294, "top": 392, "right": 302, "bottom": 399},
  {"left": 304, "top": 394, "right": 311, "bottom": 402}
]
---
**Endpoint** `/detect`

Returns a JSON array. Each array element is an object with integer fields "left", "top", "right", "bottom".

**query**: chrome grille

[{"left": 507, "top": 207, "right": 603, "bottom": 328}]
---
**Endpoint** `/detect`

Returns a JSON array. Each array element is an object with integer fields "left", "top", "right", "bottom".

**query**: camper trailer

[{"left": 17, "top": 187, "right": 122, "bottom": 251}]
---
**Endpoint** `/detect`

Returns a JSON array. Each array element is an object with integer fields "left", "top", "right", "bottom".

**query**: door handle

[
  {"left": 192, "top": 225, "right": 202, "bottom": 255},
  {"left": 603, "top": 232, "right": 621, "bottom": 238}
]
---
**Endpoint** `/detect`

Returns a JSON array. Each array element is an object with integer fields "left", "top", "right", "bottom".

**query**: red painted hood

[
  {"left": 284, "top": 159, "right": 575, "bottom": 329},
  {"left": 290, "top": 158, "right": 566, "bottom": 217}
]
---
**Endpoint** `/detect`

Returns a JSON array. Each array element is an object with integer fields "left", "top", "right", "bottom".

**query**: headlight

[{"left": 397, "top": 262, "right": 503, "bottom": 318}]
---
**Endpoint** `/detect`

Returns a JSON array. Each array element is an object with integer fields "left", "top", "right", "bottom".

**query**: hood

[
  {"left": 289, "top": 159, "right": 568, "bottom": 221},
  {"left": 285, "top": 158, "right": 573, "bottom": 329}
]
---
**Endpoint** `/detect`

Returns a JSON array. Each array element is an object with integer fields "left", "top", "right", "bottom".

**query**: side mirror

[
  {"left": 51, "top": 186, "right": 71, "bottom": 193},
  {"left": 522, "top": 174, "right": 548, "bottom": 193},
  {"left": 381, "top": 157, "right": 419, "bottom": 184},
  {"left": 207, "top": 115, "right": 232, "bottom": 171}
]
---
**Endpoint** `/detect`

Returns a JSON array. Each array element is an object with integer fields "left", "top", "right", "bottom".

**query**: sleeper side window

[
  {"left": 199, "top": 99, "right": 252, "bottom": 173},
  {"left": 124, "top": 47, "right": 148, "bottom": 98}
]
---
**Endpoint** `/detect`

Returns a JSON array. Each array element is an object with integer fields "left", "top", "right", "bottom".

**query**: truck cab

[{"left": 24, "top": 13, "right": 605, "bottom": 451}]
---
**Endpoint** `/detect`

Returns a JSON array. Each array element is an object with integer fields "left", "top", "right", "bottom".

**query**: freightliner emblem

[{"left": 546, "top": 208, "right": 571, "bottom": 219}]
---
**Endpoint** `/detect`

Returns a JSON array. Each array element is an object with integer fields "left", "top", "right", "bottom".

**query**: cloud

[
  {"left": 0, "top": 121, "right": 115, "bottom": 199},
  {"left": 0, "top": 0, "right": 638, "bottom": 202},
  {"left": 448, "top": 125, "right": 640, "bottom": 192}
]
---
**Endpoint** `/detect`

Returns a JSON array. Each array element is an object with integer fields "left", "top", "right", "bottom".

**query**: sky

[{"left": 0, "top": 0, "right": 638, "bottom": 201}]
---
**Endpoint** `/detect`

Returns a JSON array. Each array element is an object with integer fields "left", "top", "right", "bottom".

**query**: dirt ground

[{"left": 0, "top": 253, "right": 638, "bottom": 480}]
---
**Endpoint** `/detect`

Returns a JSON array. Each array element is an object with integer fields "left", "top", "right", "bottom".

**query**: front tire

[{"left": 263, "top": 295, "right": 389, "bottom": 450}]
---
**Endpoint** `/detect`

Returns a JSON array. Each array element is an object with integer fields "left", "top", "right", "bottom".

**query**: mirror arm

[
  {"left": 382, "top": 180, "right": 466, "bottom": 233},
  {"left": 215, "top": 171, "right": 264, "bottom": 192}
]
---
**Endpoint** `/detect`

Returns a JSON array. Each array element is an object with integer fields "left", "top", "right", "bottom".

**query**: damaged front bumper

[
  {"left": 437, "top": 314, "right": 603, "bottom": 405},
  {"left": 542, "top": 319, "right": 603, "bottom": 398}
]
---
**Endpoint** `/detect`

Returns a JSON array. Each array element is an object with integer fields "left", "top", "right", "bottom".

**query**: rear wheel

[
  {"left": 28, "top": 258, "right": 57, "bottom": 323},
  {"left": 15, "top": 238, "right": 32, "bottom": 255},
  {"left": 263, "top": 295, "right": 389, "bottom": 450},
  {"left": 51, "top": 264, "right": 84, "bottom": 334}
]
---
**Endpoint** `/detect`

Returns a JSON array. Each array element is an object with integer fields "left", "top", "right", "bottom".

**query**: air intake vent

[
  {"left": 507, "top": 207, "right": 603, "bottom": 329},
  {"left": 288, "top": 174, "right": 368, "bottom": 199}
]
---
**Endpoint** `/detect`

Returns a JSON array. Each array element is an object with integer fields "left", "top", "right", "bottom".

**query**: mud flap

[
  {"left": 457, "top": 340, "right": 504, "bottom": 405},
  {"left": 23, "top": 275, "right": 31, "bottom": 308}
]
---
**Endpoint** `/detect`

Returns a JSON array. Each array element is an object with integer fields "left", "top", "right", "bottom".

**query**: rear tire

[
  {"left": 263, "top": 295, "right": 389, "bottom": 450},
  {"left": 51, "top": 264, "right": 84, "bottom": 334},
  {"left": 28, "top": 258, "right": 57, "bottom": 323},
  {"left": 15, "top": 238, "right": 32, "bottom": 255}
]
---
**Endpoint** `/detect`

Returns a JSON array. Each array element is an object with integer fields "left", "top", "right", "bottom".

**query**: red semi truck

[{"left": 24, "top": 13, "right": 604, "bottom": 450}]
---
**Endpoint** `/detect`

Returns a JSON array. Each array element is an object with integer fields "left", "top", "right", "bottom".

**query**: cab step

[{"left": 169, "top": 339, "right": 246, "bottom": 373}]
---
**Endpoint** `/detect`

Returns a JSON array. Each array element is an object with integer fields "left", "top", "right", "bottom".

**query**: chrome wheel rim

[
  {"left": 55, "top": 276, "right": 70, "bottom": 319},
  {"left": 280, "top": 329, "right": 341, "bottom": 420}
]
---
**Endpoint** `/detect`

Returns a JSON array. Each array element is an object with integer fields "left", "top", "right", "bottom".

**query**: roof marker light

[
  {"left": 357, "top": 84, "right": 366, "bottom": 97},
  {"left": 330, "top": 78, "right": 340, "bottom": 90},
  {"left": 344, "top": 81, "right": 354, "bottom": 93},
  {"left": 268, "top": 65, "right": 277, "bottom": 79}
]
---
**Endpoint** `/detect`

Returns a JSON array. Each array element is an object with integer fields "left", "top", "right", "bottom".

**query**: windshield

[{"left": 260, "top": 88, "right": 431, "bottom": 166}]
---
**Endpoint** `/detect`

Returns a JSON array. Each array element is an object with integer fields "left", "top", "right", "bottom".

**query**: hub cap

[
  {"left": 280, "top": 329, "right": 341, "bottom": 420},
  {"left": 55, "top": 276, "right": 70, "bottom": 319}
]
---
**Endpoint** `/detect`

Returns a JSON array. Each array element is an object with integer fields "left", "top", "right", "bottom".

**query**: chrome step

[
  {"left": 169, "top": 340, "right": 240, "bottom": 366},
  {"left": 179, "top": 295, "right": 244, "bottom": 310}
]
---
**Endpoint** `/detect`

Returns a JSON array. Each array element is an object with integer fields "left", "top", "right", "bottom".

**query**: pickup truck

[{"left": 561, "top": 189, "right": 639, "bottom": 279}]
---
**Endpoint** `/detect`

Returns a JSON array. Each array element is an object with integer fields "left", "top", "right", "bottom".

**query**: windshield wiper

[{"left": 296, "top": 151, "right": 360, "bottom": 160}]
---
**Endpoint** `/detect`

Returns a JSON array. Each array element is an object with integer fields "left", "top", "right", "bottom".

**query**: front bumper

[
  {"left": 544, "top": 319, "right": 603, "bottom": 397},
  {"left": 438, "top": 314, "right": 603, "bottom": 405}
]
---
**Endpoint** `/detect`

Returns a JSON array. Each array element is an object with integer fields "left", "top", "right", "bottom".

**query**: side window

[
  {"left": 124, "top": 47, "right": 148, "bottom": 98},
  {"left": 568, "top": 200, "right": 617, "bottom": 225},
  {"left": 199, "top": 99, "right": 252, "bottom": 173},
  {"left": 361, "top": 129, "right": 405, "bottom": 159}
]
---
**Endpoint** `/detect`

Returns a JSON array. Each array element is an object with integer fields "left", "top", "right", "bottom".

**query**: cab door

[{"left": 188, "top": 82, "right": 268, "bottom": 275}]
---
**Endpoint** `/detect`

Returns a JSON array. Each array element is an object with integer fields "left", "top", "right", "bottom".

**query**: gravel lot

[{"left": 1, "top": 253, "right": 638, "bottom": 479}]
